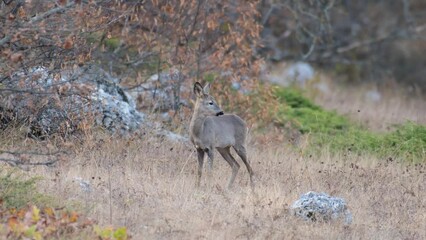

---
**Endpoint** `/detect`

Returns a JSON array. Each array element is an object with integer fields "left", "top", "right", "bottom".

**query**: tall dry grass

[
  {"left": 263, "top": 62, "right": 426, "bottom": 131},
  {"left": 310, "top": 79, "right": 426, "bottom": 131},
  {"left": 6, "top": 132, "right": 423, "bottom": 239}
]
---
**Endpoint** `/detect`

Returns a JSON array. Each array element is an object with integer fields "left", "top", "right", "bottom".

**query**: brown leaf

[
  {"left": 63, "top": 37, "right": 73, "bottom": 49},
  {"left": 10, "top": 52, "right": 23, "bottom": 63},
  {"left": 7, "top": 216, "right": 18, "bottom": 228},
  {"left": 18, "top": 7, "right": 26, "bottom": 18},
  {"left": 1, "top": 48, "right": 11, "bottom": 57},
  {"left": 8, "top": 13, "right": 15, "bottom": 20},
  {"left": 58, "top": 0, "right": 67, "bottom": 6}
]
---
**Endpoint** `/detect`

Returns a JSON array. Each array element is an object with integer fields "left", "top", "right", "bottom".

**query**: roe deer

[{"left": 189, "top": 82, "right": 254, "bottom": 188}]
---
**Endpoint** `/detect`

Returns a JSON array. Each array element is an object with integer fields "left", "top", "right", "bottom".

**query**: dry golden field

[
  {"left": 311, "top": 80, "right": 426, "bottom": 132},
  {"left": 7, "top": 131, "right": 421, "bottom": 240},
  {"left": 1, "top": 74, "right": 425, "bottom": 239}
]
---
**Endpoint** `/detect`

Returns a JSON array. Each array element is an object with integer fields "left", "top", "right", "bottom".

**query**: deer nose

[{"left": 216, "top": 111, "right": 224, "bottom": 116}]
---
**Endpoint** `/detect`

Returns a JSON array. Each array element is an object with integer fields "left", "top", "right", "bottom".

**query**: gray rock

[
  {"left": 263, "top": 62, "right": 315, "bottom": 88},
  {"left": 290, "top": 191, "right": 352, "bottom": 224},
  {"left": 127, "top": 69, "right": 189, "bottom": 111},
  {"left": 1, "top": 66, "right": 143, "bottom": 137},
  {"left": 365, "top": 90, "right": 381, "bottom": 102},
  {"left": 74, "top": 177, "right": 92, "bottom": 193},
  {"left": 284, "top": 62, "right": 315, "bottom": 86}
]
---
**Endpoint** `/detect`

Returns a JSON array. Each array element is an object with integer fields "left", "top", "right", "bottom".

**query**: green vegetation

[
  {"left": 273, "top": 87, "right": 426, "bottom": 161},
  {"left": 104, "top": 37, "right": 120, "bottom": 51},
  {"left": 0, "top": 169, "right": 50, "bottom": 209},
  {"left": 0, "top": 168, "right": 129, "bottom": 239}
]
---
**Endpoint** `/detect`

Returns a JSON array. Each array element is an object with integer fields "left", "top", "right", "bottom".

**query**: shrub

[
  {"left": 0, "top": 169, "right": 50, "bottom": 209},
  {"left": 271, "top": 86, "right": 426, "bottom": 161}
]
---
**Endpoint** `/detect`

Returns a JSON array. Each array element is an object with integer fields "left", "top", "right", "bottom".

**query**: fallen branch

[
  {"left": 0, "top": 150, "right": 66, "bottom": 167},
  {"left": 0, "top": 158, "right": 60, "bottom": 166}
]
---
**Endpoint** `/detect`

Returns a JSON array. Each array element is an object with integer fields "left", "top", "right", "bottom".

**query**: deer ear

[
  {"left": 203, "top": 82, "right": 210, "bottom": 95},
  {"left": 194, "top": 82, "right": 203, "bottom": 97}
]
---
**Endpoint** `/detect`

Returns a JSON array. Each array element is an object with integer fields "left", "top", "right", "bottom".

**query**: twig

[
  {"left": 0, "top": 150, "right": 66, "bottom": 167},
  {"left": 336, "top": 34, "right": 390, "bottom": 54},
  {"left": 0, "top": 150, "right": 67, "bottom": 156},
  {"left": 0, "top": 158, "right": 60, "bottom": 166},
  {"left": 29, "top": 1, "right": 76, "bottom": 24},
  {"left": 0, "top": 36, "right": 11, "bottom": 47},
  {"left": 0, "top": 1, "right": 78, "bottom": 47},
  {"left": 302, "top": 37, "right": 316, "bottom": 60}
]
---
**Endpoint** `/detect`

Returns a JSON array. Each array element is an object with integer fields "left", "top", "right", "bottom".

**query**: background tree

[
  {"left": 260, "top": 0, "right": 426, "bottom": 90},
  {"left": 0, "top": 0, "right": 263, "bottom": 131}
]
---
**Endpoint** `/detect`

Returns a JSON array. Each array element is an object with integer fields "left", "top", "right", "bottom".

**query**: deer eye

[{"left": 208, "top": 101, "right": 214, "bottom": 105}]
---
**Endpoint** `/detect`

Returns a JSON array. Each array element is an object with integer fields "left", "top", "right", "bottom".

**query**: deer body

[{"left": 190, "top": 82, "right": 254, "bottom": 188}]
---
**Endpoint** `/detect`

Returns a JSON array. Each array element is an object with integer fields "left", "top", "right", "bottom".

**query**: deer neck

[{"left": 190, "top": 106, "right": 208, "bottom": 138}]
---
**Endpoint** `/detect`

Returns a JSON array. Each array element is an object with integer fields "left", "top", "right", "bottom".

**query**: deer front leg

[
  {"left": 205, "top": 148, "right": 214, "bottom": 173},
  {"left": 205, "top": 148, "right": 214, "bottom": 186},
  {"left": 196, "top": 148, "right": 205, "bottom": 187}
]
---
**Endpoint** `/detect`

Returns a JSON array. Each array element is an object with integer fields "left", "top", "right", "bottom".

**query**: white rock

[
  {"left": 284, "top": 62, "right": 315, "bottom": 86},
  {"left": 290, "top": 191, "right": 352, "bottom": 225},
  {"left": 365, "top": 90, "right": 381, "bottom": 102}
]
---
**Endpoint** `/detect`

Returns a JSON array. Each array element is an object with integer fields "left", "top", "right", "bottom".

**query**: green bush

[
  {"left": 275, "top": 87, "right": 349, "bottom": 134},
  {"left": 273, "top": 87, "right": 426, "bottom": 161},
  {"left": 0, "top": 169, "right": 50, "bottom": 209}
]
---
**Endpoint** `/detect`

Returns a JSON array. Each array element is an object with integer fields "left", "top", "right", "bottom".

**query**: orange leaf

[
  {"left": 69, "top": 211, "right": 78, "bottom": 223},
  {"left": 7, "top": 216, "right": 18, "bottom": 228},
  {"left": 17, "top": 208, "right": 26, "bottom": 219}
]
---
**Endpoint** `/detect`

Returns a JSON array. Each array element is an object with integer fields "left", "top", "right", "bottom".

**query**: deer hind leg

[
  {"left": 217, "top": 147, "right": 240, "bottom": 189},
  {"left": 196, "top": 148, "right": 205, "bottom": 187},
  {"left": 233, "top": 145, "right": 254, "bottom": 187}
]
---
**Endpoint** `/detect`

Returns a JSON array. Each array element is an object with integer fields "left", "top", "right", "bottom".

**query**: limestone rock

[
  {"left": 290, "top": 191, "right": 352, "bottom": 224},
  {"left": 1, "top": 66, "right": 143, "bottom": 137}
]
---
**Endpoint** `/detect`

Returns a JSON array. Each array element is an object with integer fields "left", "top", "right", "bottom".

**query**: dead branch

[
  {"left": 0, "top": 1, "right": 77, "bottom": 47},
  {"left": 29, "top": 1, "right": 76, "bottom": 24},
  {"left": 0, "top": 150, "right": 66, "bottom": 167}
]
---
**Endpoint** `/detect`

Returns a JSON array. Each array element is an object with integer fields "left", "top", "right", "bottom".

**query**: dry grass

[
  {"left": 310, "top": 80, "right": 426, "bottom": 131},
  {"left": 4, "top": 133, "right": 424, "bottom": 239},
  {"left": 263, "top": 62, "right": 426, "bottom": 131}
]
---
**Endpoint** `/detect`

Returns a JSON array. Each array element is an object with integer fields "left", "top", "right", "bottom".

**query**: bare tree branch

[
  {"left": 0, "top": 1, "right": 77, "bottom": 47},
  {"left": 29, "top": 1, "right": 76, "bottom": 24},
  {"left": 0, "top": 36, "right": 11, "bottom": 47}
]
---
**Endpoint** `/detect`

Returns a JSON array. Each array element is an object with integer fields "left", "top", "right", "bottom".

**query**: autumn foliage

[
  {"left": 0, "top": 0, "right": 264, "bottom": 132},
  {"left": 1, "top": 0, "right": 262, "bottom": 86},
  {"left": 0, "top": 203, "right": 128, "bottom": 240}
]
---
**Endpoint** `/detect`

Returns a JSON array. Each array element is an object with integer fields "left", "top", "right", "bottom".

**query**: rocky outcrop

[
  {"left": 127, "top": 69, "right": 190, "bottom": 113},
  {"left": 0, "top": 66, "right": 143, "bottom": 138}
]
